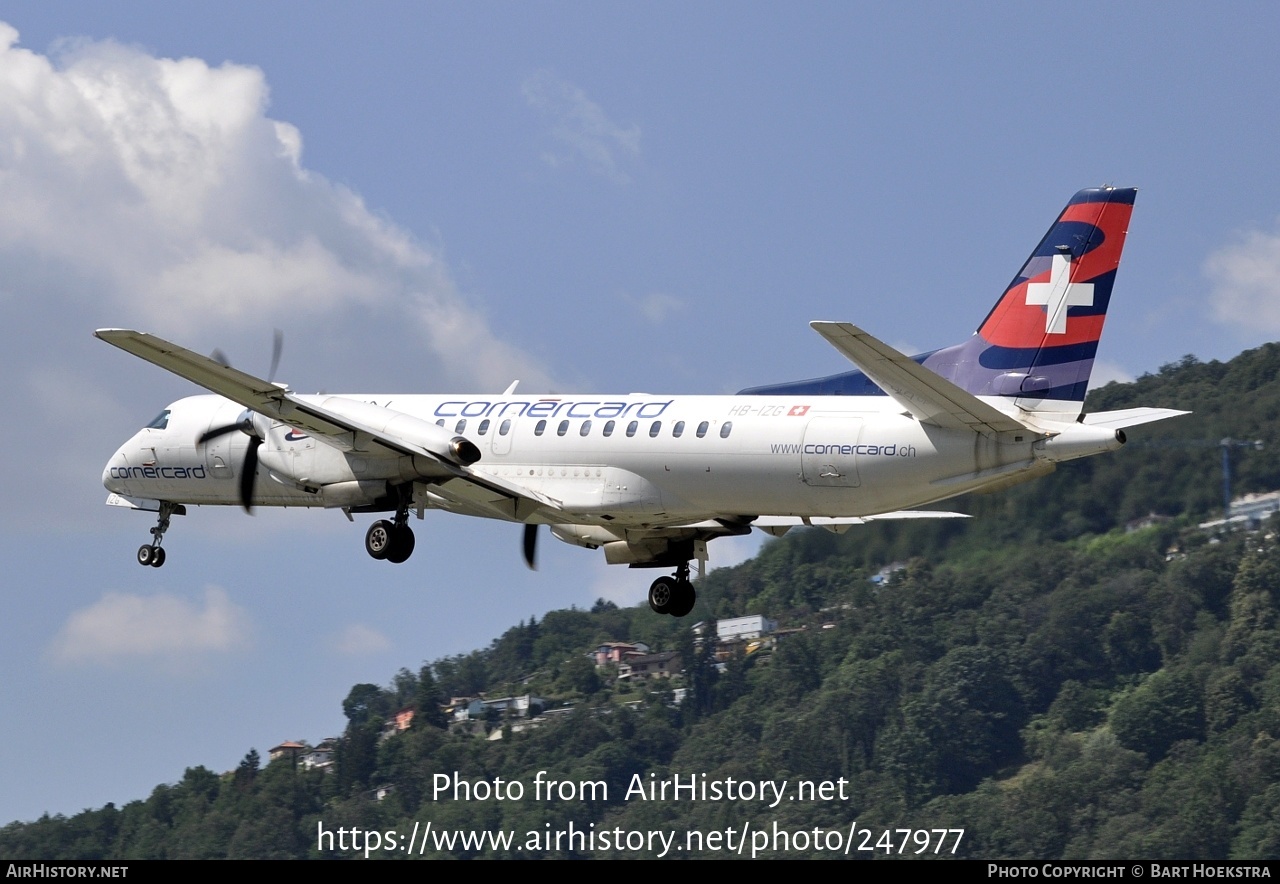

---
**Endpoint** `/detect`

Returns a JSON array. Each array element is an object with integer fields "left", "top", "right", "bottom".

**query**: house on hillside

[
  {"left": 302, "top": 739, "right": 338, "bottom": 772},
  {"left": 451, "top": 694, "right": 546, "bottom": 723},
  {"left": 268, "top": 741, "right": 307, "bottom": 764},
  {"left": 619, "top": 651, "right": 682, "bottom": 681},
  {"left": 380, "top": 706, "right": 415, "bottom": 739},
  {"left": 594, "top": 641, "right": 651, "bottom": 667},
  {"left": 716, "top": 615, "right": 777, "bottom": 642}
]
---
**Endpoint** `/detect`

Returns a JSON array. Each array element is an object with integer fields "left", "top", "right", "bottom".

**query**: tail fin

[
  {"left": 738, "top": 187, "right": 1137, "bottom": 417},
  {"left": 924, "top": 186, "right": 1137, "bottom": 418}
]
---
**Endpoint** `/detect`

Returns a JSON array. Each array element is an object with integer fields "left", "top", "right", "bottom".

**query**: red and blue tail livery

[{"left": 742, "top": 186, "right": 1136, "bottom": 418}]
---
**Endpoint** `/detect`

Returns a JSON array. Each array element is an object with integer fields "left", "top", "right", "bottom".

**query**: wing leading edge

[{"left": 94, "top": 328, "right": 560, "bottom": 519}]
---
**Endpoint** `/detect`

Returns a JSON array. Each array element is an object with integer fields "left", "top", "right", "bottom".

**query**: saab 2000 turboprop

[{"left": 98, "top": 186, "right": 1186, "bottom": 616}]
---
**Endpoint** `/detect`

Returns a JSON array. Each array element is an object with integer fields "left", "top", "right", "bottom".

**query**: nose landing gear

[
  {"left": 648, "top": 561, "right": 696, "bottom": 617},
  {"left": 136, "top": 502, "right": 183, "bottom": 567}
]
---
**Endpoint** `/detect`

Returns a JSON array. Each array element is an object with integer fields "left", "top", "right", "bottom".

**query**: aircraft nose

[{"left": 102, "top": 446, "right": 129, "bottom": 492}]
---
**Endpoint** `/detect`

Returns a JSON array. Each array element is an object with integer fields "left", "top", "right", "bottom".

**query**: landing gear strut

[
  {"left": 365, "top": 488, "right": 416, "bottom": 564},
  {"left": 649, "top": 561, "right": 696, "bottom": 617},
  {"left": 136, "top": 502, "right": 180, "bottom": 568}
]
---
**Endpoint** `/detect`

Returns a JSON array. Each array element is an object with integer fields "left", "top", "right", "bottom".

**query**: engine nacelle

[
  {"left": 1034, "top": 423, "right": 1125, "bottom": 463},
  {"left": 319, "top": 479, "right": 389, "bottom": 509},
  {"left": 311, "top": 397, "right": 481, "bottom": 466},
  {"left": 550, "top": 524, "right": 619, "bottom": 550}
]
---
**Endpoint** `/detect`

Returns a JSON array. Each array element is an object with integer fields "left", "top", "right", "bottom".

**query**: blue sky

[{"left": 4, "top": 2, "right": 1280, "bottom": 824}]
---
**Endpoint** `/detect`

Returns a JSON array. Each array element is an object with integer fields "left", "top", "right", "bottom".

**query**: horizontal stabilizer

[
  {"left": 1082, "top": 407, "right": 1191, "bottom": 429},
  {"left": 810, "top": 321, "right": 1028, "bottom": 436}
]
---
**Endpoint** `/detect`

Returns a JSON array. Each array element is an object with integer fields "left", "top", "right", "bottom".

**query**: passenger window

[
  {"left": 478, "top": 419, "right": 490, "bottom": 435},
  {"left": 603, "top": 420, "right": 615, "bottom": 437},
  {"left": 146, "top": 410, "right": 170, "bottom": 430},
  {"left": 696, "top": 421, "right": 709, "bottom": 438},
  {"left": 455, "top": 419, "right": 467, "bottom": 434},
  {"left": 499, "top": 419, "right": 511, "bottom": 436},
  {"left": 534, "top": 420, "right": 546, "bottom": 436},
  {"left": 626, "top": 421, "right": 638, "bottom": 437},
  {"left": 649, "top": 421, "right": 662, "bottom": 438},
  {"left": 672, "top": 421, "right": 685, "bottom": 438},
  {"left": 580, "top": 420, "right": 592, "bottom": 436},
  {"left": 720, "top": 421, "right": 733, "bottom": 438},
  {"left": 557, "top": 420, "right": 569, "bottom": 436}
]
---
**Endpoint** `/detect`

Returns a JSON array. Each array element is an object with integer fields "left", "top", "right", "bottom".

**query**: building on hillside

[
  {"left": 268, "top": 741, "right": 307, "bottom": 764},
  {"left": 716, "top": 615, "right": 777, "bottom": 642},
  {"left": 380, "top": 706, "right": 415, "bottom": 739},
  {"left": 594, "top": 641, "right": 651, "bottom": 667},
  {"left": 302, "top": 739, "right": 338, "bottom": 772},
  {"left": 451, "top": 694, "right": 546, "bottom": 723},
  {"left": 870, "top": 562, "right": 907, "bottom": 585},
  {"left": 1200, "top": 491, "right": 1280, "bottom": 533},
  {"left": 619, "top": 651, "right": 682, "bottom": 680}
]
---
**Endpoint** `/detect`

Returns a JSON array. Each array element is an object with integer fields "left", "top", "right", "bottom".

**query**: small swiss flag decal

[{"left": 788, "top": 405, "right": 810, "bottom": 416}]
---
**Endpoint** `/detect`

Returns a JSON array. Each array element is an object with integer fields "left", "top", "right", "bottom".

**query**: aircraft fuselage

[{"left": 104, "top": 391, "right": 1068, "bottom": 525}]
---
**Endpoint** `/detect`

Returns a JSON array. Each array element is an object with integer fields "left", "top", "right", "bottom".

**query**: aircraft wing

[
  {"left": 810, "top": 321, "right": 1029, "bottom": 436},
  {"left": 94, "top": 329, "right": 562, "bottom": 518},
  {"left": 676, "top": 510, "right": 970, "bottom": 535},
  {"left": 747, "top": 511, "right": 970, "bottom": 526}
]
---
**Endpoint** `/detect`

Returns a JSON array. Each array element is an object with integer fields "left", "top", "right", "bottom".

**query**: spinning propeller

[
  {"left": 195, "top": 330, "right": 284, "bottom": 513},
  {"left": 522, "top": 523, "right": 539, "bottom": 570}
]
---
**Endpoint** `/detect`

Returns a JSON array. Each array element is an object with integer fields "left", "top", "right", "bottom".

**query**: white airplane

[{"left": 98, "top": 187, "right": 1186, "bottom": 616}]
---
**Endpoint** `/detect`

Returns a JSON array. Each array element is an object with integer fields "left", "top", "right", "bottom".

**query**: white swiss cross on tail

[{"left": 1025, "top": 253, "right": 1094, "bottom": 334}]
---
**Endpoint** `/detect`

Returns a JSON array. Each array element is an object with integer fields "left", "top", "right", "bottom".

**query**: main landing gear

[
  {"left": 136, "top": 502, "right": 182, "bottom": 568},
  {"left": 365, "top": 491, "right": 416, "bottom": 564},
  {"left": 648, "top": 561, "right": 696, "bottom": 617}
]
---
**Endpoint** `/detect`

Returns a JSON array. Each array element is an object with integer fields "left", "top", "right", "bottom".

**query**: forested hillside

[{"left": 8, "top": 345, "right": 1280, "bottom": 859}]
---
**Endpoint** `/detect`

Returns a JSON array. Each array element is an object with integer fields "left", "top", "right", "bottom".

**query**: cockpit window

[{"left": 146, "top": 410, "right": 170, "bottom": 430}]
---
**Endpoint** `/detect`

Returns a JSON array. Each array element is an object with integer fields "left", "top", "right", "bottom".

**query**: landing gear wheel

[
  {"left": 667, "top": 578, "right": 696, "bottom": 617},
  {"left": 365, "top": 520, "right": 395, "bottom": 560},
  {"left": 149, "top": 546, "right": 166, "bottom": 568},
  {"left": 386, "top": 525, "right": 416, "bottom": 564},
  {"left": 648, "top": 576, "right": 677, "bottom": 615},
  {"left": 137, "top": 545, "right": 155, "bottom": 566}
]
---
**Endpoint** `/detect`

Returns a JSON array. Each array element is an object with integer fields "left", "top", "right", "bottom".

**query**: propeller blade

[
  {"left": 522, "top": 523, "right": 538, "bottom": 570},
  {"left": 267, "top": 328, "right": 283, "bottom": 384},
  {"left": 239, "top": 435, "right": 262, "bottom": 513},
  {"left": 210, "top": 348, "right": 230, "bottom": 368},
  {"left": 197, "top": 422, "right": 244, "bottom": 445}
]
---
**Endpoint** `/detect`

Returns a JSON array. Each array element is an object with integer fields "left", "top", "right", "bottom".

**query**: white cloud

[
  {"left": 522, "top": 69, "right": 640, "bottom": 183},
  {"left": 1205, "top": 223, "right": 1280, "bottom": 334},
  {"left": 622, "top": 291, "right": 684, "bottom": 324},
  {"left": 47, "top": 586, "right": 251, "bottom": 665},
  {"left": 1089, "top": 358, "right": 1134, "bottom": 387},
  {"left": 332, "top": 623, "right": 392, "bottom": 656},
  {"left": 0, "top": 22, "right": 554, "bottom": 525},
  {"left": 0, "top": 21, "right": 551, "bottom": 379}
]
